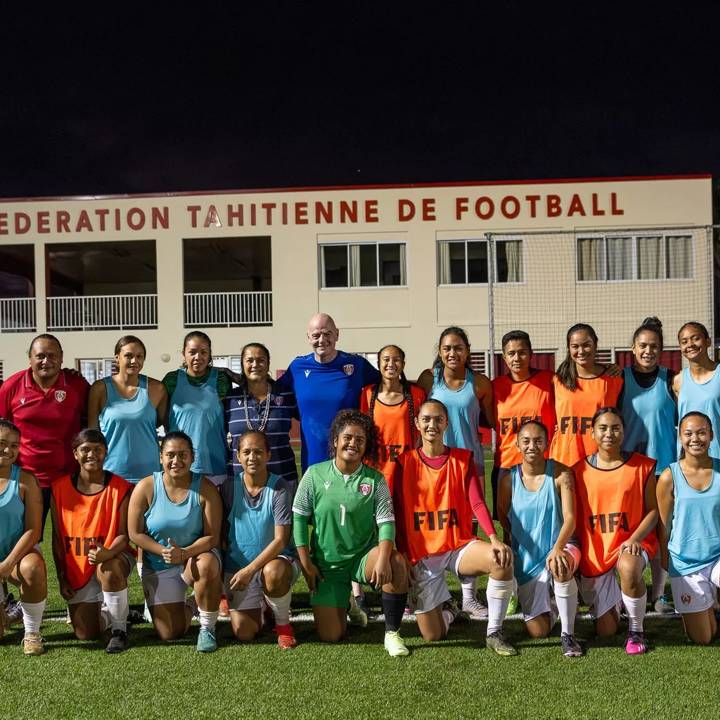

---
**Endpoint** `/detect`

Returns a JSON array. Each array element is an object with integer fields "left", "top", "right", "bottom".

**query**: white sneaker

[
  {"left": 384, "top": 630, "right": 409, "bottom": 657},
  {"left": 462, "top": 595, "right": 489, "bottom": 620}
]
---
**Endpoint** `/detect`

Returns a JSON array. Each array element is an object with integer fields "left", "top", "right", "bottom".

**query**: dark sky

[{"left": 2, "top": 5, "right": 719, "bottom": 197}]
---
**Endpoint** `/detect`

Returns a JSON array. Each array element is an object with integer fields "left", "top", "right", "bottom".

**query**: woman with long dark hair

[
  {"left": 360, "top": 344, "right": 425, "bottom": 494},
  {"left": 550, "top": 323, "right": 623, "bottom": 468}
]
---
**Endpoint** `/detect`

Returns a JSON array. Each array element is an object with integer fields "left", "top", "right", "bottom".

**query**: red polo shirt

[{"left": 0, "top": 368, "right": 90, "bottom": 487}]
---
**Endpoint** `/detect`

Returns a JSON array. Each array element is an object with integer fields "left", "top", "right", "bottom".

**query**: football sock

[
  {"left": 265, "top": 590, "right": 292, "bottom": 626},
  {"left": 553, "top": 578, "right": 578, "bottom": 635},
  {"left": 21, "top": 599, "right": 46, "bottom": 634},
  {"left": 382, "top": 591, "right": 407, "bottom": 632},
  {"left": 199, "top": 609, "right": 218, "bottom": 632},
  {"left": 622, "top": 591, "right": 647, "bottom": 633},
  {"left": 486, "top": 578, "right": 513, "bottom": 636},
  {"left": 103, "top": 588, "right": 129, "bottom": 631},
  {"left": 460, "top": 576, "right": 477, "bottom": 603}
]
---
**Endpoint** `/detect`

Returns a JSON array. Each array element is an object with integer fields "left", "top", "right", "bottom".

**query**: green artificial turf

[{"left": 1, "top": 456, "right": 718, "bottom": 719}]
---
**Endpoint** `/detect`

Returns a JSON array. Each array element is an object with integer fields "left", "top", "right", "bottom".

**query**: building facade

[{"left": 0, "top": 174, "right": 713, "bottom": 382}]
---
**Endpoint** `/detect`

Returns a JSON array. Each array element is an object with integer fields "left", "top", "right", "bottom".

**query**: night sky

[{"left": 2, "top": 5, "right": 719, "bottom": 198}]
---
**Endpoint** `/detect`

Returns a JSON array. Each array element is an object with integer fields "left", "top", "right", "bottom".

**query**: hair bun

[{"left": 641, "top": 316, "right": 662, "bottom": 330}]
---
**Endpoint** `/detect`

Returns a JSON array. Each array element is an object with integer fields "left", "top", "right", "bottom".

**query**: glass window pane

[
  {"left": 606, "top": 236, "right": 633, "bottom": 280},
  {"left": 666, "top": 235, "right": 692, "bottom": 279},
  {"left": 467, "top": 241, "right": 488, "bottom": 283},
  {"left": 378, "top": 243, "right": 404, "bottom": 286},
  {"left": 322, "top": 246, "right": 348, "bottom": 288},
  {"left": 496, "top": 240, "right": 523, "bottom": 282},
  {"left": 357, "top": 244, "right": 377, "bottom": 287},
  {"left": 447, "top": 241, "right": 467, "bottom": 284},
  {"left": 637, "top": 236, "right": 663, "bottom": 279},
  {"left": 577, "top": 237, "right": 604, "bottom": 281}
]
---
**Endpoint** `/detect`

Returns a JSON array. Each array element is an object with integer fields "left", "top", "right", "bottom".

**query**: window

[
  {"left": 577, "top": 233, "right": 692, "bottom": 282},
  {"left": 213, "top": 355, "right": 243, "bottom": 373},
  {"left": 353, "top": 352, "right": 379, "bottom": 369},
  {"left": 76, "top": 358, "right": 114, "bottom": 384},
  {"left": 0, "top": 360, "right": 4, "bottom": 381},
  {"left": 438, "top": 239, "right": 523, "bottom": 285},
  {"left": 320, "top": 243, "right": 406, "bottom": 289}
]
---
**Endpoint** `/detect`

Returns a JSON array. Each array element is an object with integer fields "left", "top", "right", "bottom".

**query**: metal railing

[
  {"left": 0, "top": 298, "right": 36, "bottom": 332},
  {"left": 184, "top": 291, "right": 273, "bottom": 327},
  {"left": 47, "top": 294, "right": 158, "bottom": 331}
]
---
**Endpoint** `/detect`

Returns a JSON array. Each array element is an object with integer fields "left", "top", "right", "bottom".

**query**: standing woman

[
  {"left": 674, "top": 321, "right": 720, "bottom": 459},
  {"left": 574, "top": 408, "right": 657, "bottom": 655},
  {"left": 492, "top": 330, "right": 556, "bottom": 516},
  {"left": 418, "top": 326, "right": 493, "bottom": 619},
  {"left": 292, "top": 410, "right": 410, "bottom": 657},
  {"left": 656, "top": 412, "right": 720, "bottom": 645},
  {"left": 88, "top": 335, "right": 166, "bottom": 484},
  {"left": 360, "top": 344, "right": 426, "bottom": 494},
  {"left": 0, "top": 419, "right": 47, "bottom": 656},
  {"left": 550, "top": 323, "right": 623, "bottom": 468},
  {"left": 619, "top": 317, "right": 677, "bottom": 612},
  {"left": 128, "top": 432, "right": 223, "bottom": 652},
  {"left": 163, "top": 331, "right": 232, "bottom": 487},
  {"left": 225, "top": 342, "right": 300, "bottom": 496}
]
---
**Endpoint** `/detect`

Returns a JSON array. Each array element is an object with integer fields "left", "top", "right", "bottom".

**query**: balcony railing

[
  {"left": 184, "top": 291, "right": 272, "bottom": 327},
  {"left": 0, "top": 298, "right": 36, "bottom": 333},
  {"left": 47, "top": 295, "right": 158, "bottom": 331}
]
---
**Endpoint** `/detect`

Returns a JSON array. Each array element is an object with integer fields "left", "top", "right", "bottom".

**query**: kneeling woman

[
  {"left": 223, "top": 430, "right": 298, "bottom": 649},
  {"left": 0, "top": 419, "right": 47, "bottom": 656},
  {"left": 292, "top": 410, "right": 410, "bottom": 657},
  {"left": 657, "top": 412, "right": 720, "bottom": 645},
  {"left": 574, "top": 408, "right": 658, "bottom": 655},
  {"left": 394, "top": 399, "right": 516, "bottom": 657},
  {"left": 51, "top": 429, "right": 134, "bottom": 653},
  {"left": 129, "top": 431, "right": 222, "bottom": 652},
  {"left": 497, "top": 420, "right": 582, "bottom": 658}
]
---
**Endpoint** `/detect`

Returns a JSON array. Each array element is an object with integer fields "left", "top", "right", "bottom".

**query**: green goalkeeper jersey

[{"left": 292, "top": 460, "right": 395, "bottom": 567}]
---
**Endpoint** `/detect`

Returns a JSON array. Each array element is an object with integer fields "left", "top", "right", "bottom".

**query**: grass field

[{"left": 1, "top": 459, "right": 719, "bottom": 719}]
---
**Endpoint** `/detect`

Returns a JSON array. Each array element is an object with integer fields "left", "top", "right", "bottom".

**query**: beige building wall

[{"left": 0, "top": 175, "right": 713, "bottom": 380}]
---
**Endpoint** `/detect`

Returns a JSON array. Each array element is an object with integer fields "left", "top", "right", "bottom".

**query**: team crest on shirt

[
  {"left": 681, "top": 593, "right": 692, "bottom": 605},
  {"left": 274, "top": 396, "right": 284, "bottom": 406},
  {"left": 54, "top": 390, "right": 66, "bottom": 403},
  {"left": 359, "top": 482, "right": 372, "bottom": 496},
  {"left": 343, "top": 364, "right": 355, "bottom": 376}
]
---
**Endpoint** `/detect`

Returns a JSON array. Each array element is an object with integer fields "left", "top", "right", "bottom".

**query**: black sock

[{"left": 382, "top": 591, "right": 407, "bottom": 632}]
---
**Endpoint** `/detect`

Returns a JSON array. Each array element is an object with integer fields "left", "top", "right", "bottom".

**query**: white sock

[
  {"left": 99, "top": 606, "right": 111, "bottom": 632},
  {"left": 622, "top": 591, "right": 647, "bottom": 633},
  {"left": 198, "top": 609, "right": 218, "bottom": 631},
  {"left": 553, "top": 578, "right": 578, "bottom": 635},
  {"left": 650, "top": 555, "right": 668, "bottom": 601},
  {"left": 265, "top": 590, "right": 292, "bottom": 626},
  {"left": 441, "top": 608, "right": 454, "bottom": 632},
  {"left": 352, "top": 582, "right": 364, "bottom": 599},
  {"left": 460, "top": 576, "right": 477, "bottom": 603},
  {"left": 21, "top": 599, "right": 46, "bottom": 634},
  {"left": 486, "top": 578, "right": 513, "bottom": 636},
  {"left": 103, "top": 588, "right": 129, "bottom": 631}
]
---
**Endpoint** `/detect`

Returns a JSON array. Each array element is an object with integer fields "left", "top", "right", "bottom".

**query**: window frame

[
  {"left": 318, "top": 240, "right": 408, "bottom": 290},
  {"left": 576, "top": 232, "right": 695, "bottom": 284},
  {"left": 437, "top": 237, "right": 525, "bottom": 287}
]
